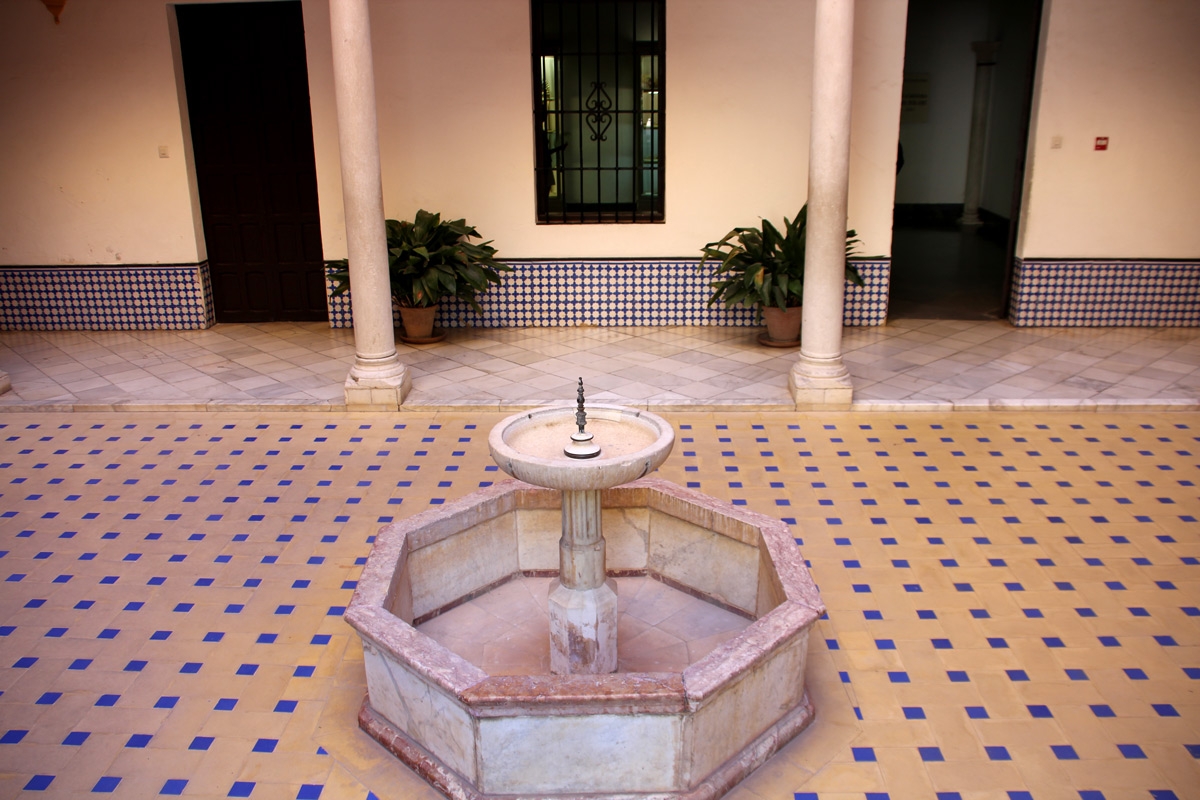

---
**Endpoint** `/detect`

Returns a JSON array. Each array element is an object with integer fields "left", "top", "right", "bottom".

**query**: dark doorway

[
  {"left": 176, "top": 1, "right": 327, "bottom": 323},
  {"left": 890, "top": 0, "right": 1041, "bottom": 320}
]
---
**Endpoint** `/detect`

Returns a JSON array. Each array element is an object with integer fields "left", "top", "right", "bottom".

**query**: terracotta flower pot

[
  {"left": 397, "top": 305, "right": 444, "bottom": 344},
  {"left": 759, "top": 305, "right": 802, "bottom": 346}
]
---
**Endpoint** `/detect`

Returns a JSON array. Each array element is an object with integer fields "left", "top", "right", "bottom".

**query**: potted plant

[
  {"left": 328, "top": 209, "right": 510, "bottom": 343},
  {"left": 699, "top": 204, "right": 863, "bottom": 345}
]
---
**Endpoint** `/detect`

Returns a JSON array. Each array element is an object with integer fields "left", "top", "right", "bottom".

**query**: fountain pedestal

[
  {"left": 489, "top": 403, "right": 675, "bottom": 676},
  {"left": 548, "top": 579, "right": 618, "bottom": 674},
  {"left": 551, "top": 488, "right": 617, "bottom": 673}
]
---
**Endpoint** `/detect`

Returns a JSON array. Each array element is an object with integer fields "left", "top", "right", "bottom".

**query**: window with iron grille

[{"left": 532, "top": 0, "right": 664, "bottom": 224}]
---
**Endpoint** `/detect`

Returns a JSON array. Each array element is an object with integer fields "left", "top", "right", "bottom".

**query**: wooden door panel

[
  {"left": 239, "top": 225, "right": 265, "bottom": 265},
  {"left": 302, "top": 222, "right": 324, "bottom": 262},
  {"left": 210, "top": 224, "right": 240, "bottom": 264},
  {"left": 177, "top": 1, "right": 327, "bottom": 323},
  {"left": 269, "top": 173, "right": 301, "bottom": 215},
  {"left": 274, "top": 223, "right": 302, "bottom": 263}
]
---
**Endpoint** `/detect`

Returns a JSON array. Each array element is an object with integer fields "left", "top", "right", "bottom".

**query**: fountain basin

[
  {"left": 345, "top": 478, "right": 824, "bottom": 799},
  {"left": 488, "top": 404, "right": 675, "bottom": 491}
]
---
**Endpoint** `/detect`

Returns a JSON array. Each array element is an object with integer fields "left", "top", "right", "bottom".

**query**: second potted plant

[
  {"left": 699, "top": 204, "right": 863, "bottom": 345},
  {"left": 329, "top": 209, "right": 510, "bottom": 343}
]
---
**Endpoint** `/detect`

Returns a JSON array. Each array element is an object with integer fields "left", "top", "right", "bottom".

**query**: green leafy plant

[
  {"left": 699, "top": 204, "right": 863, "bottom": 312},
  {"left": 328, "top": 209, "right": 510, "bottom": 314}
]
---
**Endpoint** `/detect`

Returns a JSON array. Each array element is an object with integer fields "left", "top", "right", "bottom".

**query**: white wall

[
  {"left": 7, "top": 0, "right": 1197, "bottom": 273},
  {"left": 342, "top": 0, "right": 904, "bottom": 261},
  {"left": 1018, "top": 0, "right": 1200, "bottom": 259},
  {"left": 0, "top": 0, "right": 904, "bottom": 268},
  {"left": 0, "top": 0, "right": 201, "bottom": 265},
  {"left": 848, "top": 0, "right": 907, "bottom": 254}
]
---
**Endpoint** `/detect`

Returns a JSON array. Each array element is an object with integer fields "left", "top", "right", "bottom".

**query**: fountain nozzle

[{"left": 564, "top": 378, "right": 601, "bottom": 459}]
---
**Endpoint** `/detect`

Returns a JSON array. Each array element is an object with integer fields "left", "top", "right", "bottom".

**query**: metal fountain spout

[{"left": 564, "top": 378, "right": 601, "bottom": 459}]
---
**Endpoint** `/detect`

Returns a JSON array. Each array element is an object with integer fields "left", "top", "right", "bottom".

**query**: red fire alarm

[{"left": 1095, "top": 137, "right": 1109, "bottom": 151}]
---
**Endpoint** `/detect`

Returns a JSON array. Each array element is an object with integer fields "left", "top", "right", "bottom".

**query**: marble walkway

[{"left": 1, "top": 320, "right": 1198, "bottom": 412}]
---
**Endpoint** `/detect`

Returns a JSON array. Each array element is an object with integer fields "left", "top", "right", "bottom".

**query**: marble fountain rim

[
  {"left": 487, "top": 404, "right": 677, "bottom": 491},
  {"left": 343, "top": 477, "right": 825, "bottom": 716}
]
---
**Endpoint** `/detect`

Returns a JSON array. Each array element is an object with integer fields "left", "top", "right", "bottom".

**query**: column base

[
  {"left": 0, "top": 370, "right": 10, "bottom": 395},
  {"left": 789, "top": 356, "right": 854, "bottom": 409},
  {"left": 344, "top": 358, "right": 412, "bottom": 410},
  {"left": 548, "top": 579, "right": 618, "bottom": 675}
]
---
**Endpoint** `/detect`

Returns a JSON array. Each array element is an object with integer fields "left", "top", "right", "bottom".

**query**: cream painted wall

[
  {"left": 1018, "top": 0, "right": 1200, "bottom": 259},
  {"left": 0, "top": 0, "right": 904, "bottom": 267},
  {"left": 318, "top": 0, "right": 905, "bottom": 261},
  {"left": 0, "top": 0, "right": 201, "bottom": 265},
  {"left": 848, "top": 0, "right": 907, "bottom": 257},
  {"left": 300, "top": 0, "right": 344, "bottom": 272}
]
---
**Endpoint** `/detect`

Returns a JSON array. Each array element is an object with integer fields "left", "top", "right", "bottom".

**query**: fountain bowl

[{"left": 488, "top": 404, "right": 675, "bottom": 491}]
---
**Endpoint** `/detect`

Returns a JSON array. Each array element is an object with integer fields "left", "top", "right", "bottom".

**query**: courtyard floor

[
  {"left": 0, "top": 407, "right": 1196, "bottom": 799},
  {"left": 1, "top": 320, "right": 1198, "bottom": 411}
]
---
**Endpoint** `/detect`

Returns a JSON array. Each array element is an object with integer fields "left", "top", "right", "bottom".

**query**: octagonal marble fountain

[{"left": 345, "top": 383, "right": 824, "bottom": 799}]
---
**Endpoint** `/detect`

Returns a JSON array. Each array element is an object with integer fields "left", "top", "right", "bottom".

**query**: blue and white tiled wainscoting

[
  {"left": 326, "top": 258, "right": 891, "bottom": 329},
  {"left": 0, "top": 264, "right": 215, "bottom": 330},
  {"left": 842, "top": 259, "right": 890, "bottom": 326},
  {"left": 1009, "top": 258, "right": 1200, "bottom": 327}
]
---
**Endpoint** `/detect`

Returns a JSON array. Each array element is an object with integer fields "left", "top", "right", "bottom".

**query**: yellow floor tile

[{"left": 1, "top": 409, "right": 1198, "bottom": 800}]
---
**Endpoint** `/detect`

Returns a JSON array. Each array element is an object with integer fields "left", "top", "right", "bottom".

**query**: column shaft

[
  {"left": 329, "top": 0, "right": 410, "bottom": 406},
  {"left": 791, "top": 0, "right": 856, "bottom": 408}
]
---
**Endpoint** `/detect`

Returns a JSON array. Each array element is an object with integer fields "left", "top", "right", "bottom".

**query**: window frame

[{"left": 531, "top": 0, "right": 665, "bottom": 224}]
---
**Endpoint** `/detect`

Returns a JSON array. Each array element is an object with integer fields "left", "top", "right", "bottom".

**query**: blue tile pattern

[
  {"left": 0, "top": 264, "right": 215, "bottom": 331},
  {"left": 1, "top": 411, "right": 1197, "bottom": 798},
  {"left": 1009, "top": 259, "right": 1200, "bottom": 327},
  {"left": 843, "top": 259, "right": 890, "bottom": 326},
  {"left": 326, "top": 258, "right": 889, "bottom": 329},
  {"left": 324, "top": 267, "right": 352, "bottom": 329}
]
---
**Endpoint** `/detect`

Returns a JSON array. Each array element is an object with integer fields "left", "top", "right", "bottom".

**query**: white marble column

[
  {"left": 960, "top": 42, "right": 1000, "bottom": 228},
  {"left": 330, "top": 0, "right": 411, "bottom": 408},
  {"left": 790, "top": 0, "right": 856, "bottom": 409}
]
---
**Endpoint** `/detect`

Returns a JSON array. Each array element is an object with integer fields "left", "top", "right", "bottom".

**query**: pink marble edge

[
  {"left": 462, "top": 672, "right": 688, "bottom": 716},
  {"left": 626, "top": 477, "right": 824, "bottom": 614},
  {"left": 358, "top": 691, "right": 817, "bottom": 800},
  {"left": 347, "top": 604, "right": 488, "bottom": 696},
  {"left": 628, "top": 478, "right": 824, "bottom": 704},
  {"left": 344, "top": 475, "right": 824, "bottom": 717},
  {"left": 347, "top": 480, "right": 526, "bottom": 610},
  {"left": 344, "top": 481, "right": 531, "bottom": 698}
]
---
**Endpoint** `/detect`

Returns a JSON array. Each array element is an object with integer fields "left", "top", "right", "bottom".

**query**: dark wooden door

[{"left": 177, "top": 1, "right": 327, "bottom": 322}]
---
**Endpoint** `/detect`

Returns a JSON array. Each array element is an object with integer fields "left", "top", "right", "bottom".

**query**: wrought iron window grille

[{"left": 532, "top": 0, "right": 664, "bottom": 224}]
